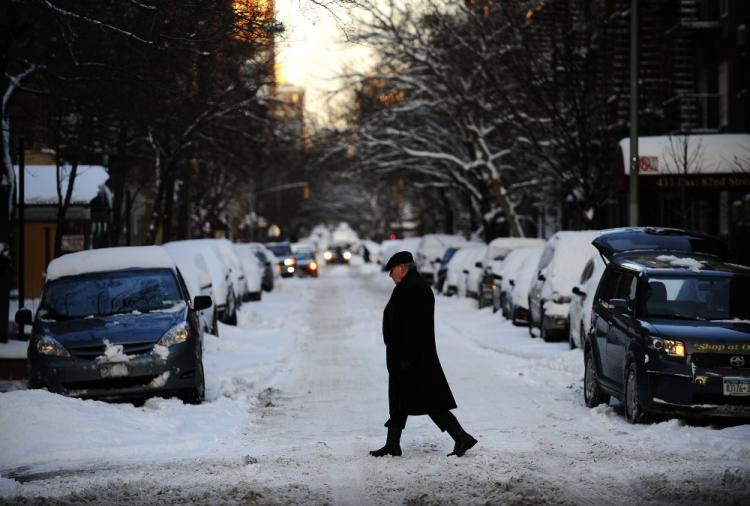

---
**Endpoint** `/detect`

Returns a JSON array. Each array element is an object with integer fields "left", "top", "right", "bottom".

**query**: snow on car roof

[
  {"left": 485, "top": 237, "right": 546, "bottom": 262},
  {"left": 46, "top": 246, "right": 175, "bottom": 281}
]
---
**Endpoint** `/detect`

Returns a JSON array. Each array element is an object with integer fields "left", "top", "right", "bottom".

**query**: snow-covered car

[
  {"left": 379, "top": 239, "right": 403, "bottom": 270},
  {"left": 443, "top": 245, "right": 485, "bottom": 296},
  {"left": 164, "top": 244, "right": 217, "bottom": 334},
  {"left": 164, "top": 240, "right": 237, "bottom": 325},
  {"left": 293, "top": 248, "right": 319, "bottom": 277},
  {"left": 459, "top": 246, "right": 488, "bottom": 298},
  {"left": 267, "top": 242, "right": 297, "bottom": 277},
  {"left": 212, "top": 238, "right": 248, "bottom": 303},
  {"left": 232, "top": 243, "right": 263, "bottom": 301},
  {"left": 568, "top": 252, "right": 606, "bottom": 350},
  {"left": 354, "top": 239, "right": 382, "bottom": 264},
  {"left": 436, "top": 247, "right": 461, "bottom": 292},
  {"left": 414, "top": 234, "right": 469, "bottom": 285},
  {"left": 509, "top": 248, "right": 544, "bottom": 325},
  {"left": 493, "top": 246, "right": 544, "bottom": 316},
  {"left": 17, "top": 246, "right": 211, "bottom": 403},
  {"left": 528, "top": 231, "right": 601, "bottom": 341},
  {"left": 244, "top": 242, "right": 276, "bottom": 291},
  {"left": 477, "top": 238, "right": 546, "bottom": 309}
]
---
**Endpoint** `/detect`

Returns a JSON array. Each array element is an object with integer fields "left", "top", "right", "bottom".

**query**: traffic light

[{"left": 303, "top": 186, "right": 311, "bottom": 200}]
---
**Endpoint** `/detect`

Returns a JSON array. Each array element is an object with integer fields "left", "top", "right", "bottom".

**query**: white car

[
  {"left": 212, "top": 238, "right": 248, "bottom": 304},
  {"left": 414, "top": 234, "right": 469, "bottom": 285},
  {"left": 164, "top": 245, "right": 217, "bottom": 334},
  {"left": 443, "top": 245, "right": 485, "bottom": 296},
  {"left": 459, "top": 246, "right": 488, "bottom": 298},
  {"left": 528, "top": 230, "right": 602, "bottom": 341},
  {"left": 381, "top": 237, "right": 421, "bottom": 270},
  {"left": 493, "top": 246, "right": 544, "bottom": 316},
  {"left": 568, "top": 252, "right": 606, "bottom": 350},
  {"left": 509, "top": 249, "right": 544, "bottom": 325},
  {"left": 232, "top": 243, "right": 264, "bottom": 301},
  {"left": 164, "top": 240, "right": 237, "bottom": 325},
  {"left": 476, "top": 238, "right": 546, "bottom": 308}
]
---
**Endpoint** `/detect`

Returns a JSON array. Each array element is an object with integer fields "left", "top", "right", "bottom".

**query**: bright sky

[{"left": 275, "top": 0, "right": 375, "bottom": 128}]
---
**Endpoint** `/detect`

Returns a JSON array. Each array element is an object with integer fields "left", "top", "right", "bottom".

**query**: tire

[
  {"left": 182, "top": 351, "right": 205, "bottom": 405},
  {"left": 541, "top": 311, "right": 554, "bottom": 342},
  {"left": 248, "top": 291, "right": 261, "bottom": 301},
  {"left": 211, "top": 311, "right": 219, "bottom": 336},
  {"left": 568, "top": 318, "right": 577, "bottom": 349},
  {"left": 625, "top": 362, "right": 651, "bottom": 424},
  {"left": 584, "top": 350, "right": 610, "bottom": 408}
]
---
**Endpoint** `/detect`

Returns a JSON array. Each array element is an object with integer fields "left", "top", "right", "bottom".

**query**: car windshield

[
  {"left": 267, "top": 244, "right": 292, "bottom": 257},
  {"left": 295, "top": 250, "right": 314, "bottom": 259},
  {"left": 39, "top": 268, "right": 183, "bottom": 320},
  {"left": 643, "top": 275, "right": 750, "bottom": 321}
]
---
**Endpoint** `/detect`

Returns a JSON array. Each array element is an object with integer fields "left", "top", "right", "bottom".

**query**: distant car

[
  {"left": 508, "top": 249, "right": 543, "bottom": 325},
  {"left": 267, "top": 242, "right": 296, "bottom": 277},
  {"left": 436, "top": 247, "right": 460, "bottom": 292},
  {"left": 232, "top": 243, "right": 263, "bottom": 301},
  {"left": 245, "top": 243, "right": 276, "bottom": 291},
  {"left": 528, "top": 231, "right": 601, "bottom": 341},
  {"left": 382, "top": 237, "right": 422, "bottom": 271},
  {"left": 568, "top": 252, "right": 606, "bottom": 350},
  {"left": 164, "top": 245, "right": 217, "bottom": 335},
  {"left": 293, "top": 248, "right": 319, "bottom": 277},
  {"left": 459, "top": 246, "right": 488, "bottom": 298},
  {"left": 17, "top": 246, "right": 211, "bottom": 404},
  {"left": 323, "top": 242, "right": 352, "bottom": 264},
  {"left": 583, "top": 227, "right": 749, "bottom": 423},
  {"left": 212, "top": 238, "right": 248, "bottom": 303},
  {"left": 443, "top": 245, "right": 484, "bottom": 296},
  {"left": 493, "top": 246, "right": 543, "bottom": 316},
  {"left": 414, "top": 234, "right": 469, "bottom": 285}
]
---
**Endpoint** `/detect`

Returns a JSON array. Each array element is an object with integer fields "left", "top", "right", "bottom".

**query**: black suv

[{"left": 583, "top": 228, "right": 750, "bottom": 423}]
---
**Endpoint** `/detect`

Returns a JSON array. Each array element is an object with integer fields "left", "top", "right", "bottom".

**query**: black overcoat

[{"left": 382, "top": 269, "right": 457, "bottom": 419}]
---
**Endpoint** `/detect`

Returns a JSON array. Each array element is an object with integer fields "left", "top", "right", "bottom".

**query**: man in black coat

[{"left": 370, "top": 251, "right": 477, "bottom": 458}]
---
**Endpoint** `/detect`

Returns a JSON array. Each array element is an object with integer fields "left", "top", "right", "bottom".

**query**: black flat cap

[{"left": 385, "top": 251, "right": 414, "bottom": 271}]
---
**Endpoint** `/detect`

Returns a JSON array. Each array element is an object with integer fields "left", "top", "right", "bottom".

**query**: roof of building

[
  {"left": 13, "top": 164, "right": 110, "bottom": 205},
  {"left": 619, "top": 134, "right": 750, "bottom": 176}
]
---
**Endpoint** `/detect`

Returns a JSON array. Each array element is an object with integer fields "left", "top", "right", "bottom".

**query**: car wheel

[
  {"left": 584, "top": 350, "right": 610, "bottom": 408},
  {"left": 182, "top": 353, "right": 205, "bottom": 405},
  {"left": 625, "top": 362, "right": 651, "bottom": 424},
  {"left": 568, "top": 318, "right": 577, "bottom": 349},
  {"left": 248, "top": 291, "right": 261, "bottom": 301},
  {"left": 541, "top": 311, "right": 554, "bottom": 342},
  {"left": 211, "top": 311, "right": 219, "bottom": 336}
]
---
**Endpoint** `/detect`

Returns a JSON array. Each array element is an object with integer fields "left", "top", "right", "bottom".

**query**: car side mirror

[
  {"left": 572, "top": 286, "right": 586, "bottom": 297},
  {"left": 509, "top": 279, "right": 515, "bottom": 287},
  {"left": 537, "top": 272, "right": 546, "bottom": 282},
  {"left": 608, "top": 298, "right": 627, "bottom": 313},
  {"left": 434, "top": 257, "right": 441, "bottom": 263},
  {"left": 193, "top": 295, "right": 213, "bottom": 311},
  {"left": 462, "top": 269, "right": 469, "bottom": 274},
  {"left": 475, "top": 261, "right": 483, "bottom": 268},
  {"left": 493, "top": 274, "right": 503, "bottom": 280},
  {"left": 15, "top": 309, "right": 32, "bottom": 325}
]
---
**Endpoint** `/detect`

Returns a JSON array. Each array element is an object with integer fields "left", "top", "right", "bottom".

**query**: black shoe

[
  {"left": 447, "top": 434, "right": 477, "bottom": 457},
  {"left": 370, "top": 426, "right": 402, "bottom": 457}
]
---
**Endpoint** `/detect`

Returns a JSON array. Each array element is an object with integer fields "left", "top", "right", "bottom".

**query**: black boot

[
  {"left": 369, "top": 426, "right": 403, "bottom": 457},
  {"left": 445, "top": 417, "right": 477, "bottom": 457}
]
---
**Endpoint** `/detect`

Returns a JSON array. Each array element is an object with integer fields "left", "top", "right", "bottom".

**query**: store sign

[
  {"left": 61, "top": 234, "right": 85, "bottom": 252},
  {"left": 651, "top": 174, "right": 750, "bottom": 189}
]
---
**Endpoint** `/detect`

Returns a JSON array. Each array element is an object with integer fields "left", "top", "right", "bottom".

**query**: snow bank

[
  {"left": 46, "top": 246, "right": 175, "bottom": 281},
  {"left": 656, "top": 254, "right": 705, "bottom": 272}
]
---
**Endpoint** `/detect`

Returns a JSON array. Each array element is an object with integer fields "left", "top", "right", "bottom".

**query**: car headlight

[
  {"left": 323, "top": 251, "right": 332, "bottom": 260},
  {"left": 551, "top": 292, "right": 571, "bottom": 304},
  {"left": 35, "top": 335, "right": 70, "bottom": 357},
  {"left": 343, "top": 251, "right": 352, "bottom": 260},
  {"left": 284, "top": 258, "right": 296, "bottom": 266},
  {"left": 650, "top": 337, "right": 686, "bottom": 358},
  {"left": 157, "top": 322, "right": 190, "bottom": 347},
  {"left": 310, "top": 261, "right": 318, "bottom": 270}
]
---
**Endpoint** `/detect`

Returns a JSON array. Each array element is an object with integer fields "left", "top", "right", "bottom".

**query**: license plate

[
  {"left": 99, "top": 363, "right": 129, "bottom": 378},
  {"left": 723, "top": 378, "right": 750, "bottom": 396}
]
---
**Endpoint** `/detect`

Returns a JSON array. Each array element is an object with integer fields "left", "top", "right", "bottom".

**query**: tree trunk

[{"left": 54, "top": 160, "right": 79, "bottom": 257}]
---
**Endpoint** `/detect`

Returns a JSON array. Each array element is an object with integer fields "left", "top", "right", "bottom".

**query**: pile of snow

[
  {"left": 46, "top": 246, "right": 175, "bottom": 281},
  {"left": 95, "top": 340, "right": 131, "bottom": 364}
]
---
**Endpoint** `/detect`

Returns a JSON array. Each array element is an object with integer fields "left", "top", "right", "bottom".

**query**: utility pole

[
  {"left": 628, "top": 0, "right": 639, "bottom": 226},
  {"left": 18, "top": 138, "right": 25, "bottom": 319}
]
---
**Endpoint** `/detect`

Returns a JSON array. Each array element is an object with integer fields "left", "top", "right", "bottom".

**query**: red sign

[
  {"left": 639, "top": 156, "right": 659, "bottom": 173},
  {"left": 61, "top": 234, "right": 85, "bottom": 252}
]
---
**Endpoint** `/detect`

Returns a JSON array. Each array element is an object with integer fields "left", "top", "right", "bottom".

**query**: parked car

[
  {"left": 568, "top": 252, "right": 606, "bottom": 350},
  {"left": 493, "top": 246, "right": 544, "bottom": 316},
  {"left": 323, "top": 241, "right": 352, "bottom": 265},
  {"left": 354, "top": 239, "right": 382, "bottom": 264},
  {"left": 382, "top": 237, "right": 422, "bottom": 270},
  {"left": 164, "top": 245, "right": 217, "bottom": 334},
  {"left": 17, "top": 246, "right": 211, "bottom": 403},
  {"left": 509, "top": 249, "right": 544, "bottom": 325},
  {"left": 232, "top": 243, "right": 263, "bottom": 301},
  {"left": 443, "top": 245, "right": 485, "bottom": 296},
  {"left": 436, "top": 247, "right": 461, "bottom": 292},
  {"left": 414, "top": 234, "right": 468, "bottom": 285},
  {"left": 582, "top": 227, "right": 749, "bottom": 423},
  {"left": 380, "top": 239, "right": 403, "bottom": 270},
  {"left": 460, "top": 246, "right": 488, "bottom": 298},
  {"left": 164, "top": 240, "right": 237, "bottom": 325},
  {"left": 245, "top": 242, "right": 276, "bottom": 291},
  {"left": 477, "top": 238, "right": 546, "bottom": 308},
  {"left": 267, "top": 242, "right": 296, "bottom": 277},
  {"left": 528, "top": 231, "right": 601, "bottom": 341},
  {"left": 213, "top": 238, "right": 248, "bottom": 303}
]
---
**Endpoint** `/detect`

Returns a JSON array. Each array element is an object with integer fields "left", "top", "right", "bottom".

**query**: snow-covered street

[{"left": 2, "top": 264, "right": 750, "bottom": 505}]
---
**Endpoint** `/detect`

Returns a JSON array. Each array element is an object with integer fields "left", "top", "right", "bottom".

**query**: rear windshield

[
  {"left": 597, "top": 232, "right": 728, "bottom": 259},
  {"left": 267, "top": 244, "right": 292, "bottom": 256},
  {"left": 642, "top": 275, "right": 750, "bottom": 321},
  {"left": 40, "top": 268, "right": 183, "bottom": 320}
]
